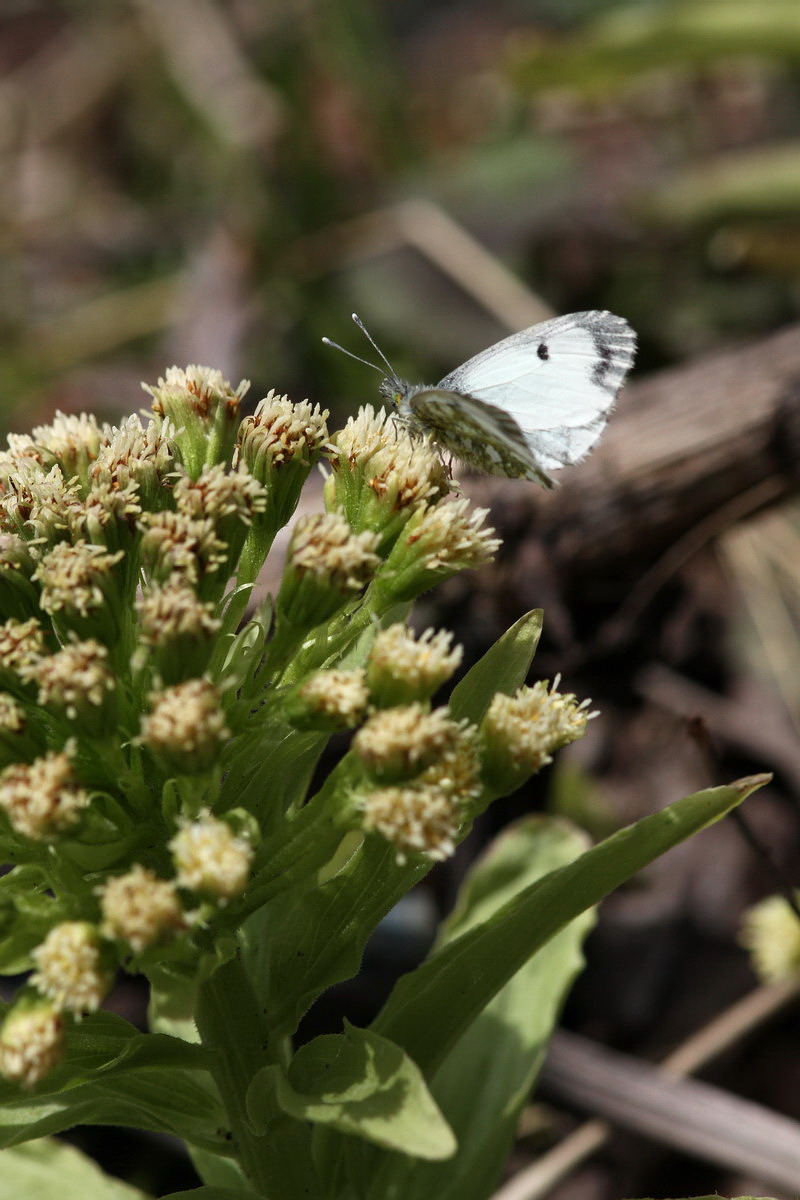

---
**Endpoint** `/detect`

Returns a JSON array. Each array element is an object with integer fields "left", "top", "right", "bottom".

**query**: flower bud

[
  {"left": 99, "top": 865, "right": 185, "bottom": 953},
  {"left": 91, "top": 415, "right": 176, "bottom": 510},
  {"left": 29, "top": 411, "right": 106, "bottom": 491},
  {"left": 237, "top": 390, "right": 329, "bottom": 536},
  {"left": 367, "top": 624, "right": 462, "bottom": 707},
  {"left": 31, "top": 921, "right": 111, "bottom": 1013},
  {"left": 373, "top": 498, "right": 499, "bottom": 608},
  {"left": 33, "top": 541, "right": 125, "bottom": 646},
  {"left": 362, "top": 782, "right": 460, "bottom": 864},
  {"left": 143, "top": 364, "right": 249, "bottom": 477},
  {"left": 135, "top": 580, "right": 220, "bottom": 685},
  {"left": 170, "top": 811, "right": 254, "bottom": 900},
  {"left": 479, "top": 678, "right": 594, "bottom": 795},
  {"left": 35, "top": 639, "right": 116, "bottom": 736},
  {"left": 0, "top": 997, "right": 63, "bottom": 1086},
  {"left": 740, "top": 892, "right": 800, "bottom": 984},
  {"left": 285, "top": 668, "right": 369, "bottom": 732},
  {"left": 0, "top": 617, "right": 46, "bottom": 695},
  {"left": 68, "top": 479, "right": 141, "bottom": 554},
  {"left": 0, "top": 749, "right": 90, "bottom": 840},
  {"left": 173, "top": 462, "right": 266, "bottom": 576},
  {"left": 141, "top": 679, "right": 229, "bottom": 774},
  {"left": 324, "top": 405, "right": 447, "bottom": 555},
  {"left": 353, "top": 704, "right": 466, "bottom": 784},
  {"left": 138, "top": 510, "right": 228, "bottom": 600},
  {"left": 276, "top": 511, "right": 379, "bottom": 631}
]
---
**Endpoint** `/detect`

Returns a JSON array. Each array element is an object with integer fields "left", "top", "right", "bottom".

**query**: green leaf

[
  {"left": 341, "top": 817, "right": 594, "bottom": 1200},
  {"left": 372, "top": 775, "right": 769, "bottom": 1080},
  {"left": 0, "top": 1072, "right": 229, "bottom": 1154},
  {"left": 189, "top": 1148, "right": 253, "bottom": 1194},
  {"left": 161, "top": 1189, "right": 261, "bottom": 1200},
  {"left": 406, "top": 821, "right": 593, "bottom": 1200},
  {"left": 0, "top": 1138, "right": 149, "bottom": 1199},
  {"left": 0, "top": 1012, "right": 226, "bottom": 1153},
  {"left": 448, "top": 609, "right": 542, "bottom": 725},
  {"left": 242, "top": 838, "right": 429, "bottom": 1037},
  {"left": 254, "top": 1023, "right": 455, "bottom": 1161}
]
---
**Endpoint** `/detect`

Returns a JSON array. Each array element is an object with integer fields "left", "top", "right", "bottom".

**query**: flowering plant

[{"left": 0, "top": 366, "right": 767, "bottom": 1199}]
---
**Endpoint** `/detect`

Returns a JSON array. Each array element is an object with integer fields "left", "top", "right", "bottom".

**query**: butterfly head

[{"left": 378, "top": 376, "right": 406, "bottom": 409}]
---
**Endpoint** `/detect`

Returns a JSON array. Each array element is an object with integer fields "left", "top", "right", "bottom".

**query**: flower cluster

[
  {"left": 740, "top": 893, "right": 800, "bottom": 984},
  {"left": 0, "top": 365, "right": 592, "bottom": 1088}
]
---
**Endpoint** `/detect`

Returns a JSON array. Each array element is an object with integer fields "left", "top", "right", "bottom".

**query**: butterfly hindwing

[{"left": 406, "top": 388, "right": 554, "bottom": 487}]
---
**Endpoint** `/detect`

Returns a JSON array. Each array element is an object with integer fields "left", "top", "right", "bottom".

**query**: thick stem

[{"left": 195, "top": 953, "right": 276, "bottom": 1196}]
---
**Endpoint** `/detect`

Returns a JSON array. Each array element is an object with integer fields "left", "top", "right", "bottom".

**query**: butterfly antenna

[
  {"left": 321, "top": 337, "right": 384, "bottom": 375},
  {"left": 351, "top": 313, "right": 397, "bottom": 379}
]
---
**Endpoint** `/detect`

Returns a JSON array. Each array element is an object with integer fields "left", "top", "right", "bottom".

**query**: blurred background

[{"left": 5, "top": 1, "right": 800, "bottom": 1197}]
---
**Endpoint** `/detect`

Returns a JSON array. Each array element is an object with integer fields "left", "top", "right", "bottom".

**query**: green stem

[{"left": 195, "top": 953, "right": 276, "bottom": 1196}]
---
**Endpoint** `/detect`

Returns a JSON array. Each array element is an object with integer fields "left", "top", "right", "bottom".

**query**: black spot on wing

[{"left": 537, "top": 342, "right": 549, "bottom": 361}]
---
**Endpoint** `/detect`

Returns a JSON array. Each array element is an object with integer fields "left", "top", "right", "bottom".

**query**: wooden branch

[
  {"left": 492, "top": 980, "right": 800, "bottom": 1200},
  {"left": 464, "top": 321, "right": 800, "bottom": 587},
  {"left": 537, "top": 1026, "right": 800, "bottom": 1195}
]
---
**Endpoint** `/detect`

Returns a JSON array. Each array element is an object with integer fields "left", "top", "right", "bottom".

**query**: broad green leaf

[
  {"left": 449, "top": 609, "right": 542, "bottom": 726},
  {"left": 253, "top": 1023, "right": 454, "bottom": 1161},
  {"left": 338, "top": 817, "right": 594, "bottom": 1200},
  {"left": 372, "top": 776, "right": 769, "bottom": 1080},
  {"left": 189, "top": 1148, "right": 252, "bottom": 1193},
  {"left": 0, "top": 1071, "right": 229, "bottom": 1153},
  {"left": 0, "top": 1011, "right": 226, "bottom": 1153},
  {"left": 0, "top": 1138, "right": 149, "bottom": 1199},
  {"left": 242, "top": 838, "right": 429, "bottom": 1037}
]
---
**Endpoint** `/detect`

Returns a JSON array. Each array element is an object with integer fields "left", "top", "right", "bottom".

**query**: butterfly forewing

[{"left": 437, "top": 310, "right": 635, "bottom": 470}]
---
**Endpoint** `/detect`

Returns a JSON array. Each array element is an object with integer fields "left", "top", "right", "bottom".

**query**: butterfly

[{"left": 323, "top": 310, "right": 636, "bottom": 488}]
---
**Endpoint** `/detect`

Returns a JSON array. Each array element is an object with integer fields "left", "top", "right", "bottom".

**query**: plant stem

[{"left": 195, "top": 953, "right": 276, "bottom": 1196}]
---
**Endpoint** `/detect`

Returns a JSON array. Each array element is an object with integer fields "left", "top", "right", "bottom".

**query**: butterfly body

[{"left": 327, "top": 309, "right": 636, "bottom": 487}]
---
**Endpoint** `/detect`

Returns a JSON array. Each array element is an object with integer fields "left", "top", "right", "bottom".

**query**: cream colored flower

[
  {"left": 31, "top": 922, "right": 110, "bottom": 1013},
  {"left": 0, "top": 1001, "right": 63, "bottom": 1086},
  {"left": 0, "top": 618, "right": 46, "bottom": 682},
  {"left": 33, "top": 541, "right": 124, "bottom": 619},
  {"left": 136, "top": 580, "right": 220, "bottom": 644},
  {"left": 0, "top": 750, "right": 89, "bottom": 839},
  {"left": 740, "top": 893, "right": 800, "bottom": 984},
  {"left": 141, "top": 678, "right": 229, "bottom": 771},
  {"left": 290, "top": 669, "right": 369, "bottom": 730},
  {"left": 237, "top": 391, "right": 329, "bottom": 471},
  {"left": 35, "top": 640, "right": 114, "bottom": 718},
  {"left": 362, "top": 782, "right": 460, "bottom": 863},
  {"left": 367, "top": 624, "right": 462, "bottom": 706},
  {"left": 99, "top": 865, "right": 185, "bottom": 953},
  {"left": 143, "top": 364, "right": 249, "bottom": 418},
  {"left": 480, "top": 677, "right": 594, "bottom": 791},
  {"left": 170, "top": 811, "right": 254, "bottom": 900},
  {"left": 354, "top": 704, "right": 466, "bottom": 783}
]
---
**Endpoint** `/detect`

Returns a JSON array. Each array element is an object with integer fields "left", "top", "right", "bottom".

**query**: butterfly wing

[
  {"left": 437, "top": 310, "right": 635, "bottom": 472},
  {"left": 406, "top": 388, "right": 555, "bottom": 487}
]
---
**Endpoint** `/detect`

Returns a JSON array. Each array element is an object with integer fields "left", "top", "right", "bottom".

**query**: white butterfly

[{"left": 323, "top": 311, "right": 636, "bottom": 488}]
